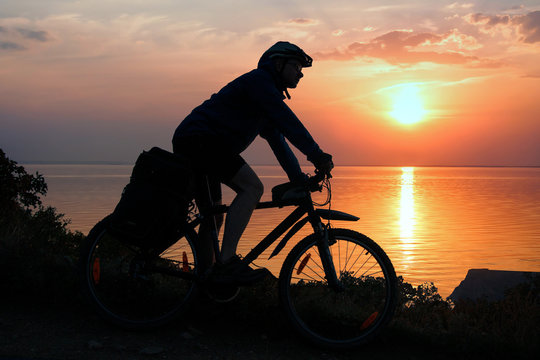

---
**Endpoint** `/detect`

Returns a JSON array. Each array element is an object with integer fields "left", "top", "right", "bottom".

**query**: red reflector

[
  {"left": 297, "top": 253, "right": 311, "bottom": 275},
  {"left": 93, "top": 257, "right": 101, "bottom": 285},
  {"left": 182, "top": 251, "right": 189, "bottom": 272},
  {"left": 360, "top": 311, "right": 379, "bottom": 330}
]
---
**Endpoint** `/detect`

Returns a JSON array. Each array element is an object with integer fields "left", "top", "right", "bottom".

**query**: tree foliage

[
  {"left": 0, "top": 148, "right": 47, "bottom": 216},
  {"left": 0, "top": 148, "right": 82, "bottom": 297}
]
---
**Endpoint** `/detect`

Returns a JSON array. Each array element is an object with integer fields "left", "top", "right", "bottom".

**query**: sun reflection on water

[{"left": 400, "top": 167, "right": 416, "bottom": 266}]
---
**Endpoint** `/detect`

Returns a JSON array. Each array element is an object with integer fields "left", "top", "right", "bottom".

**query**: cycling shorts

[{"left": 172, "top": 136, "right": 246, "bottom": 203}]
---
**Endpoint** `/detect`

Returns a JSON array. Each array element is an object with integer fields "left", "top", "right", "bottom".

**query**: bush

[
  {"left": 393, "top": 276, "right": 539, "bottom": 358},
  {"left": 0, "top": 148, "right": 83, "bottom": 300}
]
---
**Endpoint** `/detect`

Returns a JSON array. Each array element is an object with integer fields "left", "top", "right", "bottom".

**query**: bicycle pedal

[{"left": 205, "top": 283, "right": 240, "bottom": 303}]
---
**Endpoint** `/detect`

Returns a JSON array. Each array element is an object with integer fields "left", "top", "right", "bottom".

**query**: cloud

[
  {"left": 464, "top": 11, "right": 540, "bottom": 43},
  {"left": 522, "top": 73, "right": 540, "bottom": 78},
  {"left": 446, "top": 2, "right": 474, "bottom": 10},
  {"left": 464, "top": 13, "right": 511, "bottom": 29},
  {"left": 0, "top": 25, "right": 50, "bottom": 52},
  {"left": 0, "top": 41, "right": 25, "bottom": 50},
  {"left": 314, "top": 29, "right": 496, "bottom": 67},
  {"left": 16, "top": 28, "right": 49, "bottom": 41},
  {"left": 287, "top": 18, "right": 319, "bottom": 26},
  {"left": 364, "top": 5, "right": 412, "bottom": 12},
  {"left": 514, "top": 11, "right": 540, "bottom": 43},
  {"left": 251, "top": 18, "right": 321, "bottom": 43}
]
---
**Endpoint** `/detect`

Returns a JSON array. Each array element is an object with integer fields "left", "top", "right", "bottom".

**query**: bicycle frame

[{"left": 187, "top": 177, "right": 359, "bottom": 287}]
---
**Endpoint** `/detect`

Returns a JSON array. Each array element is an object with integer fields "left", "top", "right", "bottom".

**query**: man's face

[{"left": 279, "top": 59, "right": 304, "bottom": 89}]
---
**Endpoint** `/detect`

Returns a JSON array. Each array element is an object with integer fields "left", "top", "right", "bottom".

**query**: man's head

[
  {"left": 273, "top": 57, "right": 304, "bottom": 88},
  {"left": 259, "top": 41, "right": 312, "bottom": 89}
]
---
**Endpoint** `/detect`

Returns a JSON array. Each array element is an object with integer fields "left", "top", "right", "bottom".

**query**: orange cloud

[{"left": 314, "top": 30, "right": 499, "bottom": 67}]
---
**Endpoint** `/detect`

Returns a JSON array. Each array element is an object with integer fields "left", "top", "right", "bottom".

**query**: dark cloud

[
  {"left": 16, "top": 28, "right": 49, "bottom": 42},
  {"left": 0, "top": 27, "right": 49, "bottom": 51},
  {"left": 465, "top": 11, "right": 540, "bottom": 44},
  {"left": 466, "top": 13, "right": 511, "bottom": 28},
  {"left": 0, "top": 41, "right": 25, "bottom": 50},
  {"left": 287, "top": 18, "right": 318, "bottom": 25},
  {"left": 314, "top": 30, "right": 497, "bottom": 67},
  {"left": 514, "top": 11, "right": 540, "bottom": 43}
]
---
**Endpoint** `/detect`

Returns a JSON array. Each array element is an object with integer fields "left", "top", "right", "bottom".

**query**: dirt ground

[
  {"left": 0, "top": 284, "right": 518, "bottom": 360},
  {"left": 0, "top": 286, "right": 437, "bottom": 360}
]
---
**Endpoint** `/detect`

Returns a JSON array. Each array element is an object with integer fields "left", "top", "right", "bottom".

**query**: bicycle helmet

[{"left": 261, "top": 41, "right": 313, "bottom": 67}]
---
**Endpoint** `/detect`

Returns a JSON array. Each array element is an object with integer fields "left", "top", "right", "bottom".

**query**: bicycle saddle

[{"left": 271, "top": 182, "right": 308, "bottom": 202}]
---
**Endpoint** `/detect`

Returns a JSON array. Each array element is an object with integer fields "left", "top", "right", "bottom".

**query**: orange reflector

[
  {"left": 182, "top": 251, "right": 189, "bottom": 272},
  {"left": 93, "top": 257, "right": 101, "bottom": 285},
  {"left": 296, "top": 253, "right": 311, "bottom": 275},
  {"left": 360, "top": 311, "right": 379, "bottom": 330}
]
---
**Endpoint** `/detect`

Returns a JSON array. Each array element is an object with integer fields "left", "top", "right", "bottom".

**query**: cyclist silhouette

[{"left": 172, "top": 41, "right": 333, "bottom": 283}]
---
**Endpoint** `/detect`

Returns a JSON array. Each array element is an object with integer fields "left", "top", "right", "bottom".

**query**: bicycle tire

[
  {"left": 79, "top": 215, "right": 199, "bottom": 329},
  {"left": 278, "top": 228, "right": 397, "bottom": 349}
]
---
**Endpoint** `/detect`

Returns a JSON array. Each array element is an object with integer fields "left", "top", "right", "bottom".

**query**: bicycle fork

[{"left": 316, "top": 224, "right": 343, "bottom": 292}]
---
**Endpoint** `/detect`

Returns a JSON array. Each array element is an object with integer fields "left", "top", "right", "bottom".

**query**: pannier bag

[{"left": 109, "top": 147, "right": 194, "bottom": 247}]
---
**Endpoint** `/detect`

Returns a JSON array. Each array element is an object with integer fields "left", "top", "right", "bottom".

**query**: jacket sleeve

[
  {"left": 260, "top": 127, "right": 304, "bottom": 181},
  {"left": 244, "top": 71, "right": 323, "bottom": 162}
]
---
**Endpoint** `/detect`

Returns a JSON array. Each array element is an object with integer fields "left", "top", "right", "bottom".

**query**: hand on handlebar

[{"left": 312, "top": 152, "right": 334, "bottom": 177}]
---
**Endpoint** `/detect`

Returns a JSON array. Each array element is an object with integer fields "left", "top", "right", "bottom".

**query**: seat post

[{"left": 202, "top": 174, "right": 222, "bottom": 263}]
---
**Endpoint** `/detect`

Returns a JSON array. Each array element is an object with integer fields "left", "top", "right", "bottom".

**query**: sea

[{"left": 23, "top": 164, "right": 540, "bottom": 298}]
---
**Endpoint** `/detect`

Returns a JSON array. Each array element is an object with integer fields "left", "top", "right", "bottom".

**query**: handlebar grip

[
  {"left": 314, "top": 169, "right": 332, "bottom": 180},
  {"left": 306, "top": 170, "right": 330, "bottom": 192}
]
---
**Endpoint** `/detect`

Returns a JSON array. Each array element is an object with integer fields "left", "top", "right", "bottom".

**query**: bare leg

[
  {"left": 196, "top": 203, "right": 223, "bottom": 272},
  {"left": 221, "top": 164, "right": 264, "bottom": 262},
  {"left": 195, "top": 174, "right": 224, "bottom": 273}
]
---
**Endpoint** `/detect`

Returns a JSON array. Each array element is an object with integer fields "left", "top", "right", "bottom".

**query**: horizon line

[{"left": 19, "top": 161, "right": 540, "bottom": 168}]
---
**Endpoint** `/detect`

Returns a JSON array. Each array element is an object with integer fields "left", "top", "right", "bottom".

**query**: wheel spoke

[
  {"left": 81, "top": 220, "right": 198, "bottom": 328},
  {"left": 280, "top": 229, "right": 397, "bottom": 349}
]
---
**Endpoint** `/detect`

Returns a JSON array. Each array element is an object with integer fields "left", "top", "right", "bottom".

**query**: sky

[{"left": 1, "top": 0, "right": 539, "bottom": 166}]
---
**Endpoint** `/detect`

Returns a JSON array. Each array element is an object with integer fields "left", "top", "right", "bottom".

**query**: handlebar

[{"left": 305, "top": 169, "right": 331, "bottom": 193}]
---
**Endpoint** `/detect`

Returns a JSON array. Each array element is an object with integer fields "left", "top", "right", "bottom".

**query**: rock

[{"left": 449, "top": 268, "right": 539, "bottom": 302}]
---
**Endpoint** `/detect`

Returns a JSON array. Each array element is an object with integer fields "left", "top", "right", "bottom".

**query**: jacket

[{"left": 173, "top": 52, "right": 323, "bottom": 181}]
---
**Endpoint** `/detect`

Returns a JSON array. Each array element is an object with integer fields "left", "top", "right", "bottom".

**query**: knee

[
  {"left": 229, "top": 165, "right": 264, "bottom": 202},
  {"left": 242, "top": 176, "right": 264, "bottom": 203},
  {"left": 251, "top": 177, "right": 264, "bottom": 201}
]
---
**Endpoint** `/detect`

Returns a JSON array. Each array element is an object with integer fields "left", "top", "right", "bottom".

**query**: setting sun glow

[{"left": 389, "top": 85, "right": 426, "bottom": 125}]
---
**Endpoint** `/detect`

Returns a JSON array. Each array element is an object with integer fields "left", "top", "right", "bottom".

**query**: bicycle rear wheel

[
  {"left": 279, "top": 228, "right": 397, "bottom": 349},
  {"left": 79, "top": 216, "right": 199, "bottom": 329}
]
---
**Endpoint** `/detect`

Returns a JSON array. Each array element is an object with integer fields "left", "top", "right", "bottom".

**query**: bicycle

[{"left": 79, "top": 170, "right": 398, "bottom": 349}]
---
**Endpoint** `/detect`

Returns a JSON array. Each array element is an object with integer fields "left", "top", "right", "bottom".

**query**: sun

[{"left": 389, "top": 85, "right": 427, "bottom": 125}]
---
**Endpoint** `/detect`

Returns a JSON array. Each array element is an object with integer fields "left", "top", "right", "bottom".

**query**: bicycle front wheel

[
  {"left": 279, "top": 228, "right": 397, "bottom": 349},
  {"left": 79, "top": 216, "right": 199, "bottom": 329}
]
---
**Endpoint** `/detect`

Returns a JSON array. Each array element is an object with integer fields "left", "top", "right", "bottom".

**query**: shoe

[{"left": 211, "top": 255, "right": 270, "bottom": 285}]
